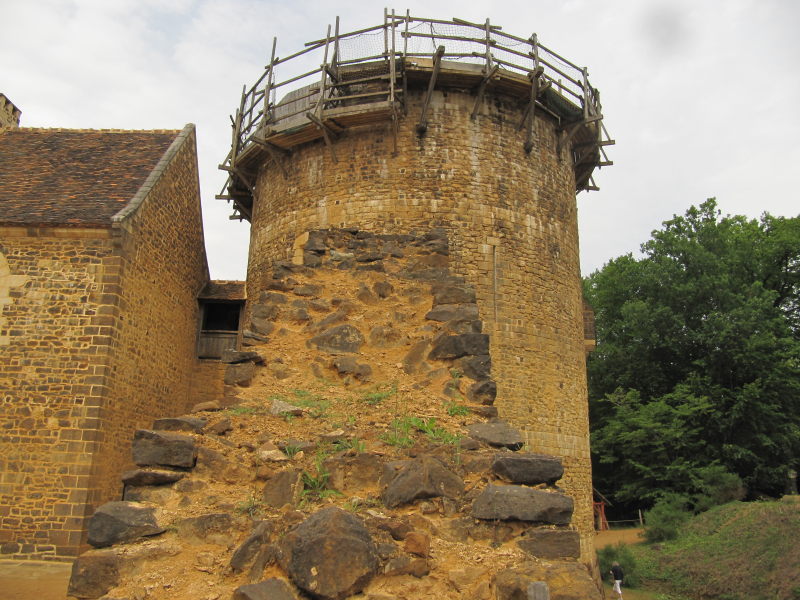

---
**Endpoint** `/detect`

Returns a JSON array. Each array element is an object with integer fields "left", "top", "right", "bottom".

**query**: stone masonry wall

[
  {"left": 0, "top": 229, "right": 116, "bottom": 559},
  {"left": 82, "top": 126, "right": 209, "bottom": 533},
  {"left": 247, "top": 89, "right": 594, "bottom": 558},
  {"left": 0, "top": 126, "right": 209, "bottom": 559}
]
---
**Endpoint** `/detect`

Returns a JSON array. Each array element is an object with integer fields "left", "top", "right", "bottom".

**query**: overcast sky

[{"left": 3, "top": 0, "right": 798, "bottom": 280}]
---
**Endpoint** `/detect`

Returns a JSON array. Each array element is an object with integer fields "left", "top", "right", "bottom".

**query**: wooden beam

[
  {"left": 306, "top": 112, "right": 338, "bottom": 162},
  {"left": 471, "top": 64, "right": 499, "bottom": 120},
  {"left": 524, "top": 74, "right": 539, "bottom": 153},
  {"left": 416, "top": 45, "right": 445, "bottom": 135}
]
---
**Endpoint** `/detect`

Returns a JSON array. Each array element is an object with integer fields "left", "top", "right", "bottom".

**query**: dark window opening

[{"left": 202, "top": 302, "right": 241, "bottom": 332}]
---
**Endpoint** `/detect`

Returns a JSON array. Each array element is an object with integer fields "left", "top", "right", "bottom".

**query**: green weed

[
  {"left": 361, "top": 382, "right": 397, "bottom": 406},
  {"left": 445, "top": 401, "right": 470, "bottom": 416},
  {"left": 333, "top": 437, "right": 365, "bottom": 453},
  {"left": 236, "top": 495, "right": 265, "bottom": 519}
]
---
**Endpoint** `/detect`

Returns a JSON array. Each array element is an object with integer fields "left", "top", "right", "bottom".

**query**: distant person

[{"left": 610, "top": 561, "right": 624, "bottom": 599}]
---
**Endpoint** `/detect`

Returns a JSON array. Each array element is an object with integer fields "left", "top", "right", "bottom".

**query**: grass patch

[
  {"left": 235, "top": 495, "right": 265, "bottom": 519},
  {"left": 289, "top": 389, "right": 331, "bottom": 419},
  {"left": 625, "top": 500, "right": 800, "bottom": 600},
  {"left": 361, "top": 382, "right": 397, "bottom": 406},
  {"left": 445, "top": 401, "right": 470, "bottom": 416},
  {"left": 299, "top": 451, "right": 343, "bottom": 507}
]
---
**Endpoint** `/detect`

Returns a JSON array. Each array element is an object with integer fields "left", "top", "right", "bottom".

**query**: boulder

[
  {"left": 471, "top": 485, "right": 573, "bottom": 524},
  {"left": 467, "top": 380, "right": 497, "bottom": 405},
  {"left": 132, "top": 430, "right": 196, "bottom": 468},
  {"left": 428, "top": 333, "right": 489, "bottom": 360},
  {"left": 67, "top": 550, "right": 120, "bottom": 599},
  {"left": 331, "top": 356, "right": 372, "bottom": 380},
  {"left": 432, "top": 285, "right": 476, "bottom": 305},
  {"left": 403, "top": 531, "right": 430, "bottom": 557},
  {"left": 495, "top": 562, "right": 601, "bottom": 600},
  {"left": 121, "top": 469, "right": 185, "bottom": 487},
  {"left": 368, "top": 325, "right": 406, "bottom": 348},
  {"left": 466, "top": 421, "right": 524, "bottom": 450},
  {"left": 233, "top": 578, "right": 297, "bottom": 600},
  {"left": 208, "top": 417, "right": 233, "bottom": 435},
  {"left": 252, "top": 302, "right": 280, "bottom": 320},
  {"left": 250, "top": 318, "right": 275, "bottom": 336},
  {"left": 175, "top": 513, "right": 234, "bottom": 546},
  {"left": 270, "top": 398, "right": 304, "bottom": 417},
  {"left": 492, "top": 453, "right": 564, "bottom": 485},
  {"left": 305, "top": 230, "right": 328, "bottom": 252},
  {"left": 304, "top": 252, "right": 322, "bottom": 267},
  {"left": 282, "top": 506, "right": 379, "bottom": 599},
  {"left": 373, "top": 281, "right": 394, "bottom": 298},
  {"left": 293, "top": 284, "right": 322, "bottom": 297},
  {"left": 517, "top": 529, "right": 581, "bottom": 559},
  {"left": 221, "top": 349, "right": 265, "bottom": 364},
  {"left": 356, "top": 284, "right": 378, "bottom": 304},
  {"left": 383, "top": 556, "right": 430, "bottom": 578},
  {"left": 324, "top": 453, "right": 383, "bottom": 494},
  {"left": 242, "top": 329, "right": 270, "bottom": 345},
  {"left": 259, "top": 291, "right": 289, "bottom": 304},
  {"left": 469, "top": 405, "right": 498, "bottom": 419},
  {"left": 230, "top": 521, "right": 274, "bottom": 573},
  {"left": 151, "top": 416, "right": 206, "bottom": 433},
  {"left": 425, "top": 303, "right": 479, "bottom": 322},
  {"left": 382, "top": 456, "right": 464, "bottom": 508},
  {"left": 225, "top": 362, "right": 256, "bottom": 386},
  {"left": 309, "top": 324, "right": 365, "bottom": 354},
  {"left": 458, "top": 354, "right": 491, "bottom": 380},
  {"left": 402, "top": 340, "right": 430, "bottom": 375},
  {"left": 262, "top": 469, "right": 303, "bottom": 508},
  {"left": 87, "top": 501, "right": 165, "bottom": 548}
]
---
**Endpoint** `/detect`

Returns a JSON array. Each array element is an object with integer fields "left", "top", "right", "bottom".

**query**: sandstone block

[
  {"left": 492, "top": 453, "right": 564, "bottom": 485},
  {"left": 471, "top": 485, "right": 573, "bottom": 524},
  {"left": 87, "top": 501, "right": 165, "bottom": 547},
  {"left": 132, "top": 430, "right": 196, "bottom": 468}
]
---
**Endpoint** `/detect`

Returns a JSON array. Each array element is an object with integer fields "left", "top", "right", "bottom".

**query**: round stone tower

[{"left": 221, "top": 12, "right": 612, "bottom": 559}]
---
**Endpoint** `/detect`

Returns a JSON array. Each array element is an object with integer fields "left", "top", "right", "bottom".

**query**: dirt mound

[{"left": 67, "top": 229, "right": 602, "bottom": 600}]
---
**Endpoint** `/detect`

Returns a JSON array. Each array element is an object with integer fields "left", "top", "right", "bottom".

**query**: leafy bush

[
  {"left": 691, "top": 464, "right": 745, "bottom": 512},
  {"left": 644, "top": 494, "right": 691, "bottom": 542},
  {"left": 596, "top": 542, "right": 641, "bottom": 587}
]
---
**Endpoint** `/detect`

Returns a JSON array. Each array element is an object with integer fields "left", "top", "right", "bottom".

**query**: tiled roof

[
  {"left": 199, "top": 281, "right": 247, "bottom": 301},
  {"left": 0, "top": 128, "right": 180, "bottom": 227}
]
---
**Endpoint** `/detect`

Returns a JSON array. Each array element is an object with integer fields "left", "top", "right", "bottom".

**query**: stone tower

[{"left": 220, "top": 12, "right": 612, "bottom": 559}]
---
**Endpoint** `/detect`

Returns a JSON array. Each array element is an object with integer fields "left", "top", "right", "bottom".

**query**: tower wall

[{"left": 247, "top": 88, "right": 594, "bottom": 556}]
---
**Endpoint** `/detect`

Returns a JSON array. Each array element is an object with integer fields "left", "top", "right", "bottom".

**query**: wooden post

[
  {"left": 416, "top": 45, "right": 445, "bottom": 135},
  {"left": 315, "top": 25, "right": 332, "bottom": 118},
  {"left": 263, "top": 37, "right": 277, "bottom": 125}
]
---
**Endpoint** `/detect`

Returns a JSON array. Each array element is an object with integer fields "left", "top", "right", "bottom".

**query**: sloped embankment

[
  {"left": 67, "top": 228, "right": 602, "bottom": 600},
  {"left": 638, "top": 499, "right": 800, "bottom": 600}
]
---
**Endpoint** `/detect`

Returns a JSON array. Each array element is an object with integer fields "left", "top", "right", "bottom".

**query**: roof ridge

[{"left": 9, "top": 127, "right": 182, "bottom": 134}]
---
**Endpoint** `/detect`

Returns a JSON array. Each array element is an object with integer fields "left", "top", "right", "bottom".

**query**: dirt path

[
  {"left": 0, "top": 561, "right": 71, "bottom": 600},
  {"left": 596, "top": 528, "right": 644, "bottom": 548}
]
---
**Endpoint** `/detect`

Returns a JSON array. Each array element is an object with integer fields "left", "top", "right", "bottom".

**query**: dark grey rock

[
  {"left": 384, "top": 556, "right": 430, "bottom": 578},
  {"left": 151, "top": 416, "right": 206, "bottom": 433},
  {"left": 249, "top": 318, "right": 275, "bottom": 336},
  {"left": 356, "top": 284, "right": 378, "bottom": 305},
  {"left": 231, "top": 521, "right": 274, "bottom": 573},
  {"left": 283, "top": 506, "right": 378, "bottom": 600},
  {"left": 458, "top": 355, "right": 492, "bottom": 380},
  {"left": 517, "top": 529, "right": 580, "bottom": 559},
  {"left": 304, "top": 252, "right": 322, "bottom": 267},
  {"left": 383, "top": 242, "right": 404, "bottom": 258},
  {"left": 356, "top": 262, "right": 385, "bottom": 273},
  {"left": 309, "top": 324, "right": 365, "bottom": 354},
  {"left": 87, "top": 501, "right": 165, "bottom": 547},
  {"left": 369, "top": 325, "right": 406, "bottom": 348},
  {"left": 224, "top": 362, "right": 256, "bottom": 386},
  {"left": 356, "top": 251, "right": 383, "bottom": 263},
  {"left": 259, "top": 292, "right": 289, "bottom": 304},
  {"left": 425, "top": 304, "right": 479, "bottom": 322},
  {"left": 469, "top": 405, "right": 499, "bottom": 419},
  {"left": 293, "top": 284, "right": 322, "bottom": 297},
  {"left": 332, "top": 356, "right": 372, "bottom": 380},
  {"left": 492, "top": 453, "right": 564, "bottom": 485},
  {"left": 308, "top": 308, "right": 349, "bottom": 333},
  {"left": 382, "top": 456, "right": 465, "bottom": 508},
  {"left": 471, "top": 485, "right": 573, "bottom": 524},
  {"left": 208, "top": 418, "right": 233, "bottom": 436},
  {"left": 175, "top": 513, "right": 234, "bottom": 545},
  {"left": 262, "top": 469, "right": 303, "bottom": 508},
  {"left": 221, "top": 349, "right": 265, "bottom": 364},
  {"left": 467, "top": 379, "right": 497, "bottom": 405},
  {"left": 432, "top": 285, "right": 476, "bottom": 305},
  {"left": 233, "top": 578, "right": 297, "bottom": 600},
  {"left": 403, "top": 340, "right": 430, "bottom": 375},
  {"left": 428, "top": 333, "right": 489, "bottom": 360},
  {"left": 443, "top": 318, "right": 483, "bottom": 334},
  {"left": 252, "top": 303, "right": 280, "bottom": 320},
  {"left": 305, "top": 230, "right": 328, "bottom": 252},
  {"left": 373, "top": 281, "right": 394, "bottom": 298},
  {"left": 132, "top": 430, "right": 196, "bottom": 468},
  {"left": 466, "top": 421, "right": 524, "bottom": 450},
  {"left": 67, "top": 551, "right": 120, "bottom": 598},
  {"left": 121, "top": 469, "right": 185, "bottom": 487}
]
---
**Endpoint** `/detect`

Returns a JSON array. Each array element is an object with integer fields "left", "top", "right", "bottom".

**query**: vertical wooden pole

[
  {"left": 263, "top": 37, "right": 277, "bottom": 126},
  {"left": 315, "top": 25, "right": 332, "bottom": 118}
]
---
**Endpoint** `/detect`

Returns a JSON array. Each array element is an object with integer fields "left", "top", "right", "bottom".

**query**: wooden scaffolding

[{"left": 218, "top": 11, "right": 614, "bottom": 221}]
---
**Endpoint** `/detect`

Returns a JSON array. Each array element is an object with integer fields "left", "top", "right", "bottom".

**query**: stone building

[{"left": 0, "top": 119, "right": 211, "bottom": 558}]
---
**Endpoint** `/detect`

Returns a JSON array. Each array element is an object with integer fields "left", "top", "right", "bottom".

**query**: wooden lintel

[
  {"left": 471, "top": 64, "right": 500, "bottom": 120},
  {"left": 416, "top": 45, "right": 445, "bottom": 135}
]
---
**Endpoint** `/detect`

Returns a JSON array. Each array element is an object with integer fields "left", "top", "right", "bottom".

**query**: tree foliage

[{"left": 586, "top": 199, "right": 800, "bottom": 507}]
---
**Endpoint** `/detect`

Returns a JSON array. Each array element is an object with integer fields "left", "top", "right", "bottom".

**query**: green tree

[{"left": 587, "top": 200, "right": 800, "bottom": 507}]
